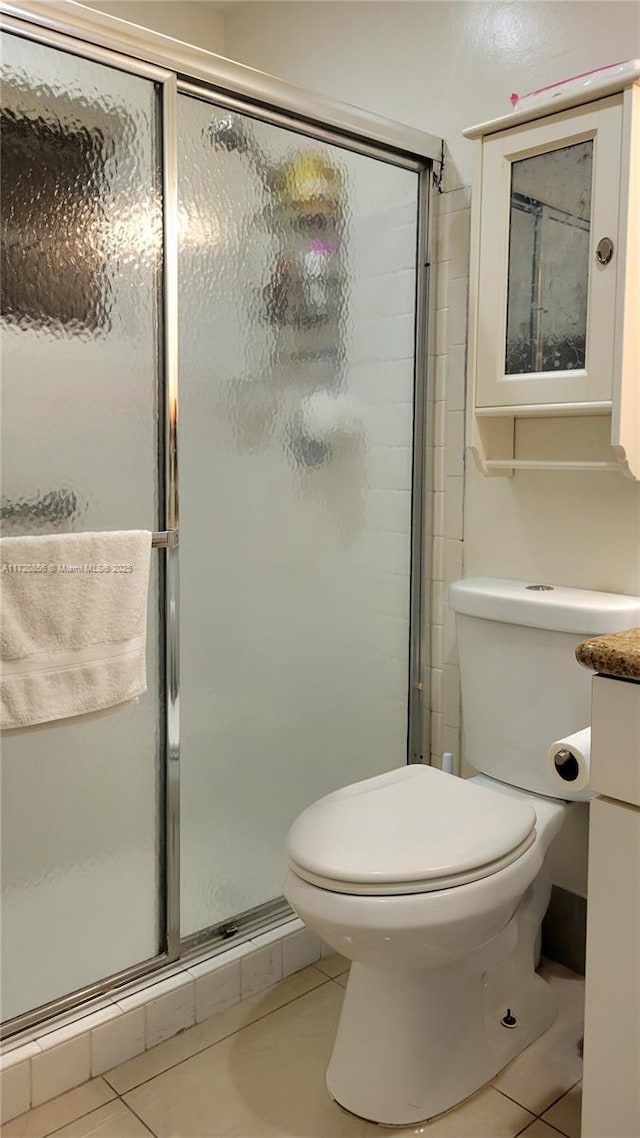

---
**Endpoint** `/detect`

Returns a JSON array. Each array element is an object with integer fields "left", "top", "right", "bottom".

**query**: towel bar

[
  {"left": 0, "top": 522, "right": 177, "bottom": 547},
  {"left": 152, "top": 530, "right": 178, "bottom": 548}
]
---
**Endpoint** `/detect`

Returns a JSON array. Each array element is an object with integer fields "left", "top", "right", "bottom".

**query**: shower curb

[{"left": 0, "top": 918, "right": 324, "bottom": 1123}]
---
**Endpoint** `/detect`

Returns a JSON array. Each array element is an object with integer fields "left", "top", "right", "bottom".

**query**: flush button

[{"left": 526, "top": 584, "right": 554, "bottom": 591}]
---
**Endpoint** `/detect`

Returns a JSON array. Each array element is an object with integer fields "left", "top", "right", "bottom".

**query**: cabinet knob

[{"left": 595, "top": 237, "right": 614, "bottom": 265}]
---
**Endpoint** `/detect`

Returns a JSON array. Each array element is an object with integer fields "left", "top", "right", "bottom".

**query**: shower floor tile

[{"left": 7, "top": 959, "right": 585, "bottom": 1138}]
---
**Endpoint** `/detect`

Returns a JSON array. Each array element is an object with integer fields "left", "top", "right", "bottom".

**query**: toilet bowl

[
  {"left": 284, "top": 578, "right": 640, "bottom": 1126},
  {"left": 285, "top": 765, "right": 567, "bottom": 1125}
]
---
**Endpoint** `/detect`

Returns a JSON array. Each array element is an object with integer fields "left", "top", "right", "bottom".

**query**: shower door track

[{"left": 0, "top": 0, "right": 438, "bottom": 1041}]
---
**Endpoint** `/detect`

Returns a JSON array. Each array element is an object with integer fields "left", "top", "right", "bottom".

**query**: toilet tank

[{"left": 449, "top": 578, "right": 640, "bottom": 798}]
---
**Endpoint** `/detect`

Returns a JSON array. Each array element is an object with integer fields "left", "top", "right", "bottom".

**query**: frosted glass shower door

[
  {"left": 179, "top": 97, "right": 420, "bottom": 935},
  {"left": 0, "top": 32, "right": 164, "bottom": 1020}
]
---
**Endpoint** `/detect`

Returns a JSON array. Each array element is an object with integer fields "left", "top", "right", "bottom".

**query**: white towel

[{"left": 0, "top": 531, "right": 152, "bottom": 729}]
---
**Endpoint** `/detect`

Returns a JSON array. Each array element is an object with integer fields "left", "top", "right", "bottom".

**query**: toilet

[{"left": 284, "top": 577, "right": 640, "bottom": 1126}]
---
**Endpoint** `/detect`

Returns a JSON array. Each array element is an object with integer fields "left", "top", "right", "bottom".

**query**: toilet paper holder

[
  {"left": 552, "top": 748, "right": 581, "bottom": 783},
  {"left": 546, "top": 726, "right": 591, "bottom": 800}
]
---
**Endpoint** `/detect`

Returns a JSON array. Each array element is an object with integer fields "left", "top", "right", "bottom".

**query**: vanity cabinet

[
  {"left": 465, "top": 70, "right": 640, "bottom": 477},
  {"left": 582, "top": 675, "right": 640, "bottom": 1138}
]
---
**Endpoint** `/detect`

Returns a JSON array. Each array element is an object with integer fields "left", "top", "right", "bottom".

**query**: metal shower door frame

[{"left": 0, "top": 0, "right": 436, "bottom": 1039}]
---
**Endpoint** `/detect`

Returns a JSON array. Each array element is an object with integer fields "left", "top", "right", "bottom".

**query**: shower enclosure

[{"left": 0, "top": 2, "right": 438, "bottom": 1034}]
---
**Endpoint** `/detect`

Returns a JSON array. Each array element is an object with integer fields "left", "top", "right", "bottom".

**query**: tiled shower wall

[{"left": 428, "top": 180, "right": 471, "bottom": 772}]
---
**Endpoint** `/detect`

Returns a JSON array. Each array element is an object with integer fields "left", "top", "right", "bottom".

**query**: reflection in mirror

[{"left": 505, "top": 140, "right": 593, "bottom": 375}]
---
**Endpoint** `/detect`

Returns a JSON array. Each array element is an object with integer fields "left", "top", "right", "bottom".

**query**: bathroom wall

[
  {"left": 77, "top": 1, "right": 226, "bottom": 54},
  {"left": 222, "top": 2, "right": 640, "bottom": 191},
  {"left": 222, "top": 0, "right": 640, "bottom": 897}
]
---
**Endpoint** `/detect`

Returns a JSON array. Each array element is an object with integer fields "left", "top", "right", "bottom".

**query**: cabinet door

[
  {"left": 476, "top": 96, "right": 622, "bottom": 410},
  {"left": 582, "top": 797, "right": 640, "bottom": 1138}
]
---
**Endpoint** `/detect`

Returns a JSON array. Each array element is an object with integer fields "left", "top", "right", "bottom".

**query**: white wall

[
  {"left": 222, "top": 0, "right": 640, "bottom": 896},
  {"left": 224, "top": 3, "right": 638, "bottom": 180},
  {"left": 78, "top": 0, "right": 225, "bottom": 54}
]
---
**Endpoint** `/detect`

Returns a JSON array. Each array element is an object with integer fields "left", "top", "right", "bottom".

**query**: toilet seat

[{"left": 287, "top": 765, "right": 537, "bottom": 896}]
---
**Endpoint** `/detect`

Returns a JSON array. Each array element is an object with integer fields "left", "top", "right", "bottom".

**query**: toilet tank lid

[{"left": 449, "top": 577, "right": 640, "bottom": 635}]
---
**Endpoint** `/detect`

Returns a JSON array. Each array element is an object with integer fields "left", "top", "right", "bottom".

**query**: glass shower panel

[
  {"left": 0, "top": 32, "right": 163, "bottom": 1020},
  {"left": 178, "top": 97, "right": 419, "bottom": 935}
]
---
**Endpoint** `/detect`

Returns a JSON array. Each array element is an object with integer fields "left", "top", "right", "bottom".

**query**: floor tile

[
  {"left": 362, "top": 1087, "right": 533, "bottom": 1136},
  {"left": 542, "top": 1082, "right": 582, "bottom": 1138},
  {"left": 518, "top": 1122, "right": 564, "bottom": 1138},
  {"left": 2, "top": 1077, "right": 116, "bottom": 1138},
  {"left": 333, "top": 971, "right": 350, "bottom": 989},
  {"left": 45, "top": 1100, "right": 153, "bottom": 1138},
  {"left": 493, "top": 961, "right": 584, "bottom": 1115},
  {"left": 104, "top": 965, "right": 328, "bottom": 1094},
  {"left": 124, "top": 982, "right": 366, "bottom": 1137},
  {"left": 314, "top": 952, "right": 350, "bottom": 978}
]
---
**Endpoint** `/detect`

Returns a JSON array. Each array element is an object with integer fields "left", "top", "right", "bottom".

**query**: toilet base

[{"left": 326, "top": 890, "right": 556, "bottom": 1126}]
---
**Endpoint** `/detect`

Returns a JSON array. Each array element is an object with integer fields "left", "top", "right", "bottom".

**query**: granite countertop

[{"left": 576, "top": 627, "right": 640, "bottom": 681}]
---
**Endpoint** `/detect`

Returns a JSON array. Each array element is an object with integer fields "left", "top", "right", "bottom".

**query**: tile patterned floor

[{"left": 4, "top": 958, "right": 584, "bottom": 1138}]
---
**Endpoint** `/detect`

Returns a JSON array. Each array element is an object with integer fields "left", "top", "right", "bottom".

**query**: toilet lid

[{"left": 286, "top": 765, "right": 537, "bottom": 895}]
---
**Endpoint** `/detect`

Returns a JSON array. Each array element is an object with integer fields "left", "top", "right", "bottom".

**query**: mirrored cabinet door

[
  {"left": 476, "top": 96, "right": 623, "bottom": 410},
  {"left": 506, "top": 139, "right": 592, "bottom": 377}
]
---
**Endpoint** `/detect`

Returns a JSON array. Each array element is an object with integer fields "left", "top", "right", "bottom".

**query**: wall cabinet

[{"left": 465, "top": 70, "right": 640, "bottom": 477}]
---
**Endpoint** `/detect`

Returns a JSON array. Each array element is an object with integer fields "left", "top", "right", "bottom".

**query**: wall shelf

[
  {"left": 470, "top": 410, "right": 637, "bottom": 479},
  {"left": 484, "top": 460, "right": 621, "bottom": 472}
]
